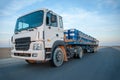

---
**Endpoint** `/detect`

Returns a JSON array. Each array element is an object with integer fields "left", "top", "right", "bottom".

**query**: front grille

[{"left": 15, "top": 37, "right": 31, "bottom": 51}]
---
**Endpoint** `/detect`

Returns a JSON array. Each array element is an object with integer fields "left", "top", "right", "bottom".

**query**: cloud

[
  {"left": 60, "top": 8, "right": 104, "bottom": 29},
  {"left": 56, "top": 7, "right": 120, "bottom": 43},
  {"left": 1, "top": 18, "right": 15, "bottom": 33},
  {"left": 0, "top": 0, "right": 119, "bottom": 46},
  {"left": 0, "top": 32, "right": 12, "bottom": 35},
  {"left": 0, "top": 0, "right": 44, "bottom": 16},
  {"left": 97, "top": 0, "right": 120, "bottom": 10},
  {"left": 99, "top": 41, "right": 120, "bottom": 46}
]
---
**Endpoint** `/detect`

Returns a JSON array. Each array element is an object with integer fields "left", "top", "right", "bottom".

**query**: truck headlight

[
  {"left": 11, "top": 36, "right": 13, "bottom": 43},
  {"left": 33, "top": 43, "right": 42, "bottom": 50}
]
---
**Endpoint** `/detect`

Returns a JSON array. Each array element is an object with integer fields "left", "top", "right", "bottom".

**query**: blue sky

[{"left": 0, "top": 0, "right": 120, "bottom": 47}]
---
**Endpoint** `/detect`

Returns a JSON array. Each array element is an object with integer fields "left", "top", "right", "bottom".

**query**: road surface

[{"left": 0, "top": 47, "right": 120, "bottom": 80}]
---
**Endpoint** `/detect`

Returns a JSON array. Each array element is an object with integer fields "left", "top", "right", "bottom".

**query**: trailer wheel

[
  {"left": 91, "top": 49, "right": 95, "bottom": 53},
  {"left": 76, "top": 47, "right": 83, "bottom": 59},
  {"left": 91, "top": 47, "right": 97, "bottom": 53},
  {"left": 51, "top": 47, "right": 64, "bottom": 67},
  {"left": 25, "top": 60, "right": 37, "bottom": 64}
]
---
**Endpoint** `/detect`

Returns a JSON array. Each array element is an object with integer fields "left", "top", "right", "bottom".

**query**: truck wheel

[
  {"left": 91, "top": 48, "right": 97, "bottom": 53},
  {"left": 76, "top": 47, "right": 83, "bottom": 59},
  {"left": 25, "top": 60, "right": 37, "bottom": 64},
  {"left": 94, "top": 47, "right": 98, "bottom": 53},
  {"left": 51, "top": 47, "right": 64, "bottom": 67}
]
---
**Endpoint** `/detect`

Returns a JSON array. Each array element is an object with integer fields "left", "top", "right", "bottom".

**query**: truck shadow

[
  {"left": 11, "top": 47, "right": 109, "bottom": 73},
  {"left": 23, "top": 47, "right": 107, "bottom": 68}
]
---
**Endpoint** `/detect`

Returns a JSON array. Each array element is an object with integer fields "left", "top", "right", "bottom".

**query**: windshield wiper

[
  {"left": 28, "top": 28, "right": 34, "bottom": 31},
  {"left": 15, "top": 30, "right": 21, "bottom": 34},
  {"left": 27, "top": 27, "right": 37, "bottom": 31}
]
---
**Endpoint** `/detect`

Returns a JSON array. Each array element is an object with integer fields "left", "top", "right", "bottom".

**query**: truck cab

[{"left": 11, "top": 9, "right": 64, "bottom": 62}]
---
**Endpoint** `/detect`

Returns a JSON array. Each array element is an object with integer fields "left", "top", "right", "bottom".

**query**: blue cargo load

[{"left": 64, "top": 29, "right": 99, "bottom": 45}]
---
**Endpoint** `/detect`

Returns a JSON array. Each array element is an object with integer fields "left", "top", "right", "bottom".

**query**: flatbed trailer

[{"left": 64, "top": 29, "right": 98, "bottom": 53}]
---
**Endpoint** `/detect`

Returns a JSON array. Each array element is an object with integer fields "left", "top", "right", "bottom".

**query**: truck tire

[
  {"left": 94, "top": 47, "right": 98, "bottom": 53},
  {"left": 91, "top": 47, "right": 97, "bottom": 53},
  {"left": 51, "top": 47, "right": 64, "bottom": 67},
  {"left": 25, "top": 60, "right": 37, "bottom": 64},
  {"left": 76, "top": 47, "right": 83, "bottom": 59}
]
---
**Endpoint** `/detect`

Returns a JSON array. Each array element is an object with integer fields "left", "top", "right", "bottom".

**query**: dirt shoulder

[{"left": 0, "top": 48, "right": 11, "bottom": 59}]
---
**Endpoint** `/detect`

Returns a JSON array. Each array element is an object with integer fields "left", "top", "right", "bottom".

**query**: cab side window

[
  {"left": 59, "top": 17, "right": 63, "bottom": 28},
  {"left": 46, "top": 12, "right": 51, "bottom": 26},
  {"left": 46, "top": 12, "right": 58, "bottom": 27}
]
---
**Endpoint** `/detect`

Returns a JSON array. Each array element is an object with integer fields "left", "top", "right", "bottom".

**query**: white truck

[{"left": 11, "top": 8, "right": 99, "bottom": 67}]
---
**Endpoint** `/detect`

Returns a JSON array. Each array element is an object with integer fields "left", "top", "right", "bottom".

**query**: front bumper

[{"left": 11, "top": 49, "right": 45, "bottom": 60}]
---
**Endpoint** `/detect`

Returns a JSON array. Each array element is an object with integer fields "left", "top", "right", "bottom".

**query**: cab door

[{"left": 44, "top": 11, "right": 62, "bottom": 48}]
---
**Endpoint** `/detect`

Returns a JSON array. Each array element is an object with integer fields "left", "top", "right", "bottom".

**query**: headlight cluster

[{"left": 33, "top": 43, "right": 42, "bottom": 50}]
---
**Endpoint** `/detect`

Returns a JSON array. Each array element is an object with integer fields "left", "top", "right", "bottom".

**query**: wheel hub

[{"left": 56, "top": 52, "right": 62, "bottom": 61}]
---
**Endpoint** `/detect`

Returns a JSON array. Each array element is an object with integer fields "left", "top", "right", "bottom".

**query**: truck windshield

[{"left": 15, "top": 10, "right": 44, "bottom": 32}]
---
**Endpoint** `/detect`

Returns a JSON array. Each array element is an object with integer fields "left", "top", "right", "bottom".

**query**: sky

[{"left": 0, "top": 0, "right": 120, "bottom": 47}]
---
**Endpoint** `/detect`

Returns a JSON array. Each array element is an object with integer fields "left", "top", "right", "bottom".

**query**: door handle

[
  {"left": 48, "top": 26, "right": 51, "bottom": 29},
  {"left": 56, "top": 34, "right": 59, "bottom": 37}
]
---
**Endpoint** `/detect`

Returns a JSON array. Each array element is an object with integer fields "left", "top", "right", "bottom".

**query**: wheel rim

[
  {"left": 56, "top": 52, "right": 62, "bottom": 61},
  {"left": 79, "top": 50, "right": 83, "bottom": 58},
  {"left": 53, "top": 48, "right": 64, "bottom": 67},
  {"left": 77, "top": 47, "right": 83, "bottom": 59}
]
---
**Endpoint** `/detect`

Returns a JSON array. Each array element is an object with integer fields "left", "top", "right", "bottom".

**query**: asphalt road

[{"left": 0, "top": 47, "right": 120, "bottom": 80}]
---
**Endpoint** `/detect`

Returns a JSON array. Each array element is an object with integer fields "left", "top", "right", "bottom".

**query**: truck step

[
  {"left": 45, "top": 52, "right": 51, "bottom": 60},
  {"left": 45, "top": 58, "right": 51, "bottom": 60},
  {"left": 46, "top": 52, "right": 51, "bottom": 54}
]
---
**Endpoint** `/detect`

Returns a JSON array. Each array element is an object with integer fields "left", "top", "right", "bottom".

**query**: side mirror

[{"left": 51, "top": 15, "right": 56, "bottom": 23}]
